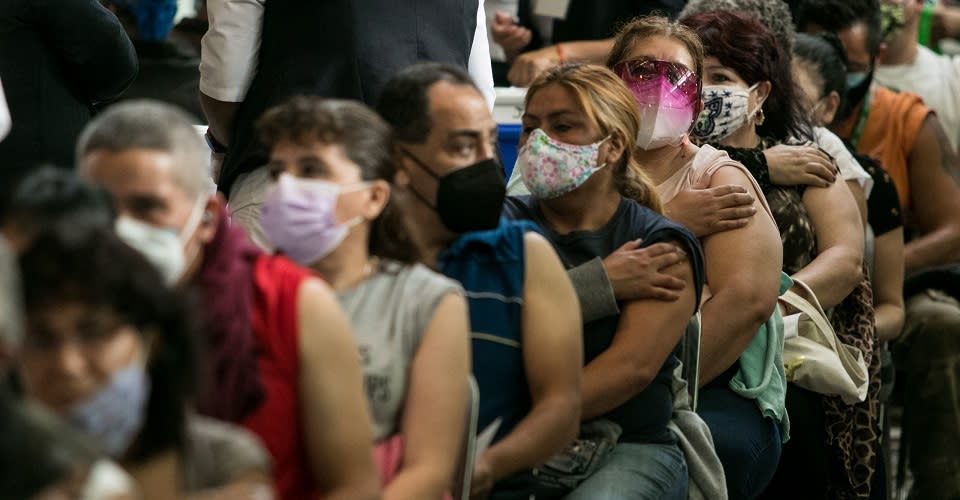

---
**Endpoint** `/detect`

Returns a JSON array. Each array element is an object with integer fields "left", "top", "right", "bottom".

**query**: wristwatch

[{"left": 204, "top": 129, "right": 229, "bottom": 154}]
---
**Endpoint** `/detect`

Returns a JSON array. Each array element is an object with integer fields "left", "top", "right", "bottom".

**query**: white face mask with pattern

[{"left": 692, "top": 83, "right": 763, "bottom": 143}]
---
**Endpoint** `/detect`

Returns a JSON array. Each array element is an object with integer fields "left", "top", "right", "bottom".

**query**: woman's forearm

[
  {"left": 560, "top": 39, "right": 615, "bottom": 63},
  {"left": 875, "top": 302, "right": 906, "bottom": 342},
  {"left": 790, "top": 247, "right": 863, "bottom": 310}
]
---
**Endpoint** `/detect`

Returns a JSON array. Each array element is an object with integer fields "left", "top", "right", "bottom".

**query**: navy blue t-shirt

[{"left": 504, "top": 195, "right": 705, "bottom": 443}]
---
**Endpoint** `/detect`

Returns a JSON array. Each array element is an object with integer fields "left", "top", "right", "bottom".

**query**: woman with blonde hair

[{"left": 504, "top": 63, "right": 705, "bottom": 499}]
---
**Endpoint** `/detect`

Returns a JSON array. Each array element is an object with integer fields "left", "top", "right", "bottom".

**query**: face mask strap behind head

[{"left": 399, "top": 147, "right": 443, "bottom": 209}]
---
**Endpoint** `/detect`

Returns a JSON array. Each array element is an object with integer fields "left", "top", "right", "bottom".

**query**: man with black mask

[
  {"left": 377, "top": 63, "right": 584, "bottom": 500},
  {"left": 798, "top": 1, "right": 960, "bottom": 497}
]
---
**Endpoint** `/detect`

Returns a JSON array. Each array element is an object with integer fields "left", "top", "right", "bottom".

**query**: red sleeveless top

[{"left": 243, "top": 254, "right": 317, "bottom": 499}]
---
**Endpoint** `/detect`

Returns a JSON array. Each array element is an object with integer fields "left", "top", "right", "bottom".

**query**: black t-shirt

[
  {"left": 503, "top": 195, "right": 704, "bottom": 443},
  {"left": 856, "top": 154, "right": 903, "bottom": 237}
]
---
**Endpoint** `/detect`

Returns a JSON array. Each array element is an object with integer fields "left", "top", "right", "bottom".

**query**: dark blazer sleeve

[{"left": 31, "top": 0, "right": 138, "bottom": 103}]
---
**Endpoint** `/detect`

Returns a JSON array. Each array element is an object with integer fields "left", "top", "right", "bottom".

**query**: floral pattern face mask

[{"left": 517, "top": 128, "right": 610, "bottom": 199}]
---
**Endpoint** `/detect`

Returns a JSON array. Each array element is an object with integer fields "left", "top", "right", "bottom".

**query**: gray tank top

[{"left": 337, "top": 261, "right": 463, "bottom": 440}]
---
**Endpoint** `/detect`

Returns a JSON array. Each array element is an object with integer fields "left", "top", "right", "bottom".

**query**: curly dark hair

[
  {"left": 19, "top": 227, "right": 198, "bottom": 464},
  {"left": 682, "top": 10, "right": 813, "bottom": 143},
  {"left": 258, "top": 96, "right": 422, "bottom": 264}
]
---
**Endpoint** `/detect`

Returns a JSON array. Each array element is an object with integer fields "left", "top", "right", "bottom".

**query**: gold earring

[{"left": 755, "top": 108, "right": 766, "bottom": 126}]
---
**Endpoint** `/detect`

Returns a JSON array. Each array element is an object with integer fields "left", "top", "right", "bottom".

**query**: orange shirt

[{"left": 838, "top": 86, "right": 931, "bottom": 213}]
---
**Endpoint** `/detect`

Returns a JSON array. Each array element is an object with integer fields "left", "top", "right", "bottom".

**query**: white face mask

[
  {"left": 115, "top": 197, "right": 206, "bottom": 286},
  {"left": 637, "top": 104, "right": 696, "bottom": 150},
  {"left": 0, "top": 79, "right": 10, "bottom": 142}
]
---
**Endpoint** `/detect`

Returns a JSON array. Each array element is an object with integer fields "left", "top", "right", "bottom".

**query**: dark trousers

[
  {"left": 697, "top": 384, "right": 782, "bottom": 500},
  {"left": 757, "top": 385, "right": 830, "bottom": 499}
]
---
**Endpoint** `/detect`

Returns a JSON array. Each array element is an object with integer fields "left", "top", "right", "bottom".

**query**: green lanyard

[{"left": 850, "top": 87, "right": 874, "bottom": 150}]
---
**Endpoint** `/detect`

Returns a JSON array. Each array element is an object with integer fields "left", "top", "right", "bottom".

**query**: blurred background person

[
  {"left": 0, "top": 0, "right": 137, "bottom": 209},
  {"left": 76, "top": 100, "right": 381, "bottom": 500},
  {"left": 257, "top": 97, "right": 471, "bottom": 498}
]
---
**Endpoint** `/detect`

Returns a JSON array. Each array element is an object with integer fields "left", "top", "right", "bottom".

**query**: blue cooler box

[
  {"left": 498, "top": 123, "right": 522, "bottom": 180},
  {"left": 494, "top": 87, "right": 526, "bottom": 182}
]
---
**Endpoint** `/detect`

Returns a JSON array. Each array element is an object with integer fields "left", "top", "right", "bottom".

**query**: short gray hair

[
  {"left": 76, "top": 100, "right": 212, "bottom": 198},
  {"left": 680, "top": 0, "right": 796, "bottom": 53},
  {"left": 0, "top": 236, "right": 23, "bottom": 352}
]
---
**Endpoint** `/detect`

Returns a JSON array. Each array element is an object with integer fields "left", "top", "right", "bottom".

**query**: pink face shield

[{"left": 612, "top": 57, "right": 702, "bottom": 109}]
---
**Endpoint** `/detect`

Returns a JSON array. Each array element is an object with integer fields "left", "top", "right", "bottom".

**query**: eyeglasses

[{"left": 613, "top": 57, "right": 701, "bottom": 101}]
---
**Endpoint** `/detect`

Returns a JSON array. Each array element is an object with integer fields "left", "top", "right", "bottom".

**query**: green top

[{"left": 729, "top": 272, "right": 792, "bottom": 442}]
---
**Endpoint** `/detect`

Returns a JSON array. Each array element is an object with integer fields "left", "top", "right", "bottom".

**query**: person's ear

[
  {"left": 821, "top": 90, "right": 841, "bottom": 125},
  {"left": 603, "top": 131, "right": 628, "bottom": 166},
  {"left": 755, "top": 81, "right": 773, "bottom": 105},
  {"left": 196, "top": 194, "right": 223, "bottom": 246},
  {"left": 393, "top": 147, "right": 412, "bottom": 187},
  {"left": 363, "top": 180, "right": 391, "bottom": 220}
]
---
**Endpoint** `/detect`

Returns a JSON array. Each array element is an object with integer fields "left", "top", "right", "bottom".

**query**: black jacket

[
  {"left": 0, "top": 0, "right": 137, "bottom": 192},
  {"left": 219, "top": 0, "right": 479, "bottom": 195},
  {"left": 518, "top": 0, "right": 687, "bottom": 50}
]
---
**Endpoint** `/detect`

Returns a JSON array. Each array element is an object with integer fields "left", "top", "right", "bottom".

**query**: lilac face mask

[{"left": 260, "top": 174, "right": 367, "bottom": 265}]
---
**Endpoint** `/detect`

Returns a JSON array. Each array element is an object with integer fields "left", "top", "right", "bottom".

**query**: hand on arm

[
  {"left": 491, "top": 12, "right": 533, "bottom": 60},
  {"left": 698, "top": 167, "right": 783, "bottom": 385},
  {"left": 602, "top": 240, "right": 688, "bottom": 301},
  {"left": 297, "top": 279, "right": 380, "bottom": 500},
  {"left": 763, "top": 144, "right": 837, "bottom": 188},
  {"left": 790, "top": 177, "right": 865, "bottom": 310},
  {"left": 904, "top": 115, "right": 960, "bottom": 273},
  {"left": 581, "top": 255, "right": 697, "bottom": 420},
  {"left": 663, "top": 176, "right": 756, "bottom": 238},
  {"left": 873, "top": 229, "right": 906, "bottom": 341},
  {"left": 386, "top": 294, "right": 471, "bottom": 500},
  {"left": 473, "top": 233, "right": 582, "bottom": 497}
]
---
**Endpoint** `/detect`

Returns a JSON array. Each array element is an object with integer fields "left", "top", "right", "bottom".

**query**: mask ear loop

[
  {"left": 594, "top": 134, "right": 614, "bottom": 171},
  {"left": 178, "top": 196, "right": 209, "bottom": 243},
  {"left": 337, "top": 182, "right": 374, "bottom": 229}
]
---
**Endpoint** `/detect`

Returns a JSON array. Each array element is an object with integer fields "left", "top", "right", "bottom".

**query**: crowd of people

[{"left": 1, "top": 0, "right": 960, "bottom": 499}]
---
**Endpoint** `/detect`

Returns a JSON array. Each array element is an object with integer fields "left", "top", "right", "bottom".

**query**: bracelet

[{"left": 555, "top": 43, "right": 566, "bottom": 63}]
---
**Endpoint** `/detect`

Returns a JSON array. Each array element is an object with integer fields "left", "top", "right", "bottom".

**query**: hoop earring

[{"left": 756, "top": 108, "right": 766, "bottom": 126}]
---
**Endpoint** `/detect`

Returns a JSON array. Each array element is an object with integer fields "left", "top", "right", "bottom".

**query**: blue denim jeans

[
  {"left": 697, "top": 384, "right": 782, "bottom": 500},
  {"left": 564, "top": 438, "right": 688, "bottom": 500}
]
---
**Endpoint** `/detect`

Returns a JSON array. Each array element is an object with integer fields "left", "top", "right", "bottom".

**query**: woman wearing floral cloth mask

[
  {"left": 257, "top": 97, "right": 471, "bottom": 500},
  {"left": 602, "top": 16, "right": 790, "bottom": 499},
  {"left": 503, "top": 63, "right": 705, "bottom": 499},
  {"left": 683, "top": 12, "right": 882, "bottom": 500}
]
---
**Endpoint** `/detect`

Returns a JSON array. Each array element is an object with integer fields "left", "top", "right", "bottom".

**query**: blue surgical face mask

[
  {"left": 846, "top": 72, "right": 869, "bottom": 90},
  {"left": 67, "top": 362, "right": 151, "bottom": 457}
]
